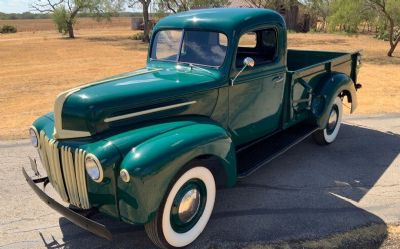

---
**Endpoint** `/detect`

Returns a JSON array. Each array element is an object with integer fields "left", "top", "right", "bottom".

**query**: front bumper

[{"left": 22, "top": 162, "right": 113, "bottom": 240}]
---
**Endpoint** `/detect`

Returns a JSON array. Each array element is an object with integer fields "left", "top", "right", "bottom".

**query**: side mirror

[
  {"left": 243, "top": 57, "right": 255, "bottom": 68},
  {"left": 231, "top": 57, "right": 255, "bottom": 86}
]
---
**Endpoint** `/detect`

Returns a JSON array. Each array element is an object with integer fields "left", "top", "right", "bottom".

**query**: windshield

[{"left": 150, "top": 29, "right": 228, "bottom": 68}]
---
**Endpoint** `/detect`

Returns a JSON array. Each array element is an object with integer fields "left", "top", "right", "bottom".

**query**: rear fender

[
  {"left": 117, "top": 122, "right": 236, "bottom": 224},
  {"left": 312, "top": 73, "right": 357, "bottom": 128}
]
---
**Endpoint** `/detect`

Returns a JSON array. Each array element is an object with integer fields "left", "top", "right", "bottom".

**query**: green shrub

[
  {"left": 375, "top": 29, "right": 400, "bottom": 42},
  {"left": 52, "top": 7, "right": 70, "bottom": 35},
  {"left": 131, "top": 31, "right": 153, "bottom": 42},
  {"left": 0, "top": 25, "right": 17, "bottom": 33},
  {"left": 131, "top": 32, "right": 145, "bottom": 41}
]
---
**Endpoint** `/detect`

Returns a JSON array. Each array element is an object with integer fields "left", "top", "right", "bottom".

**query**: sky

[
  {"left": 0, "top": 0, "right": 136, "bottom": 13},
  {"left": 0, "top": 0, "right": 249, "bottom": 14},
  {"left": 0, "top": 0, "right": 33, "bottom": 13}
]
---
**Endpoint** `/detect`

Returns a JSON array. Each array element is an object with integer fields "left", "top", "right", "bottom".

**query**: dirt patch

[{"left": 0, "top": 29, "right": 399, "bottom": 139}]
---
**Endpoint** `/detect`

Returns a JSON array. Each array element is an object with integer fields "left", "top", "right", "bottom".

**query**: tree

[
  {"left": 327, "top": 0, "right": 399, "bottom": 56},
  {"left": 244, "top": 0, "right": 305, "bottom": 10},
  {"left": 327, "top": 0, "right": 366, "bottom": 33},
  {"left": 157, "top": 0, "right": 231, "bottom": 14},
  {"left": 244, "top": 0, "right": 287, "bottom": 10},
  {"left": 303, "top": 0, "right": 332, "bottom": 31},
  {"left": 366, "top": 0, "right": 400, "bottom": 56},
  {"left": 32, "top": 0, "right": 122, "bottom": 38},
  {"left": 128, "top": 0, "right": 152, "bottom": 42}
]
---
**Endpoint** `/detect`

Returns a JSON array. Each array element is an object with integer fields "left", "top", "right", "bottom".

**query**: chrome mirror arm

[
  {"left": 230, "top": 57, "right": 255, "bottom": 86},
  {"left": 230, "top": 64, "right": 248, "bottom": 86}
]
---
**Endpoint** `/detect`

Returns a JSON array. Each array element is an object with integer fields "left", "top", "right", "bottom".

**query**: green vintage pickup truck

[{"left": 23, "top": 8, "right": 361, "bottom": 249}]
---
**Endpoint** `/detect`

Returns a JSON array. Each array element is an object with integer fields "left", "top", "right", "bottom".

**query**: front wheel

[
  {"left": 313, "top": 96, "right": 343, "bottom": 145},
  {"left": 145, "top": 166, "right": 216, "bottom": 249}
]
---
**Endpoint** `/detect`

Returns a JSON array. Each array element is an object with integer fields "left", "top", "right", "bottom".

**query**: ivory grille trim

[{"left": 37, "top": 131, "right": 90, "bottom": 209}]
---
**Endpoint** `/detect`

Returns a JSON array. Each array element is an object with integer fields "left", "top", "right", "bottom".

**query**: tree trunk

[
  {"left": 142, "top": 2, "right": 150, "bottom": 43},
  {"left": 67, "top": 22, "right": 75, "bottom": 39},
  {"left": 387, "top": 36, "right": 400, "bottom": 57}
]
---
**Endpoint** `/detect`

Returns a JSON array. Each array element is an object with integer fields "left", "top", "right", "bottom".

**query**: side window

[
  {"left": 238, "top": 32, "right": 256, "bottom": 48},
  {"left": 219, "top": 33, "right": 228, "bottom": 46},
  {"left": 236, "top": 28, "right": 278, "bottom": 68}
]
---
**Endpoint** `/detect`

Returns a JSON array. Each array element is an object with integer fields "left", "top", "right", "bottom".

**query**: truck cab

[{"left": 24, "top": 8, "right": 360, "bottom": 249}]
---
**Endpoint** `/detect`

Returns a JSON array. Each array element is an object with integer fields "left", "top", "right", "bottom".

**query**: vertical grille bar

[
  {"left": 61, "top": 146, "right": 79, "bottom": 207},
  {"left": 51, "top": 139, "right": 68, "bottom": 202},
  {"left": 75, "top": 149, "right": 90, "bottom": 209},
  {"left": 37, "top": 132, "right": 90, "bottom": 209},
  {"left": 39, "top": 132, "right": 68, "bottom": 202},
  {"left": 38, "top": 131, "right": 52, "bottom": 183}
]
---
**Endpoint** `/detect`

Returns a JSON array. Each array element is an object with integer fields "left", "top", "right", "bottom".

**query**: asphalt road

[{"left": 0, "top": 113, "right": 399, "bottom": 249}]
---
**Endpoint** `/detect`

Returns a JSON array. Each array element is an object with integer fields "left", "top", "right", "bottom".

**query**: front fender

[
  {"left": 312, "top": 73, "right": 358, "bottom": 128},
  {"left": 116, "top": 120, "right": 236, "bottom": 224}
]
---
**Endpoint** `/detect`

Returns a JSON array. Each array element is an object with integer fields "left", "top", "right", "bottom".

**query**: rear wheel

[
  {"left": 313, "top": 96, "right": 343, "bottom": 145},
  {"left": 145, "top": 165, "right": 216, "bottom": 249}
]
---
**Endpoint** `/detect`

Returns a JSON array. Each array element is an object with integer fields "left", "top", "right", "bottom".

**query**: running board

[{"left": 237, "top": 124, "right": 319, "bottom": 178}]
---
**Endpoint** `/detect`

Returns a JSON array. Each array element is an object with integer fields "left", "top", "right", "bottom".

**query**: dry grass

[
  {"left": 0, "top": 27, "right": 146, "bottom": 139},
  {"left": 0, "top": 17, "right": 132, "bottom": 32},
  {"left": 0, "top": 21, "right": 399, "bottom": 139}
]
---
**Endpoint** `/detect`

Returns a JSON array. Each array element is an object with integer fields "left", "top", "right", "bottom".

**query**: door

[{"left": 228, "top": 28, "right": 286, "bottom": 146}]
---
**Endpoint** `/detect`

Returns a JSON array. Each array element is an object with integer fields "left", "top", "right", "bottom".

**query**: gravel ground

[{"left": 0, "top": 113, "right": 399, "bottom": 249}]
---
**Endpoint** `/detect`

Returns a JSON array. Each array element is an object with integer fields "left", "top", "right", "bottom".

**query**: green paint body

[{"left": 31, "top": 8, "right": 359, "bottom": 225}]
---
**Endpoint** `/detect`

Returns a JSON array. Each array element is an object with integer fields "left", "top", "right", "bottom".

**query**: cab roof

[{"left": 154, "top": 8, "right": 285, "bottom": 35}]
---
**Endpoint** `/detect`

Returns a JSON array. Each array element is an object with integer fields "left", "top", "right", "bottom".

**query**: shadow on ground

[{"left": 38, "top": 124, "right": 399, "bottom": 248}]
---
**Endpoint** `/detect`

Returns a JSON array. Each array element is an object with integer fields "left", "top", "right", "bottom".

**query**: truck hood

[{"left": 54, "top": 66, "right": 223, "bottom": 139}]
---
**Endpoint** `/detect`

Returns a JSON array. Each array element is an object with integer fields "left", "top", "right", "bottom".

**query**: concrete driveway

[{"left": 0, "top": 114, "right": 399, "bottom": 248}]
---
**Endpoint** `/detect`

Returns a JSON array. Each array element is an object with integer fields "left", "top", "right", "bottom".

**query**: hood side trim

[{"left": 104, "top": 101, "right": 197, "bottom": 123}]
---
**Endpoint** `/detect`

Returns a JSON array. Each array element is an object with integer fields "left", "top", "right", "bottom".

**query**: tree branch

[{"left": 31, "top": 0, "right": 64, "bottom": 12}]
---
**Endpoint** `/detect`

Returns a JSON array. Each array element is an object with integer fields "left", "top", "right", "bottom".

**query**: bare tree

[
  {"left": 32, "top": 0, "right": 122, "bottom": 38},
  {"left": 366, "top": 0, "right": 400, "bottom": 56},
  {"left": 129, "top": 0, "right": 152, "bottom": 42},
  {"left": 327, "top": 0, "right": 399, "bottom": 56}
]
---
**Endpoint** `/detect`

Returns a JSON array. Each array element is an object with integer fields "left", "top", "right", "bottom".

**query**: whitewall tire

[
  {"left": 313, "top": 96, "right": 343, "bottom": 145},
  {"left": 145, "top": 165, "right": 216, "bottom": 249}
]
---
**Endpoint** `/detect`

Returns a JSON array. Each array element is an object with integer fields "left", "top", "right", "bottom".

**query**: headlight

[
  {"left": 120, "top": 169, "right": 130, "bottom": 183},
  {"left": 29, "top": 127, "right": 38, "bottom": 148},
  {"left": 85, "top": 154, "right": 103, "bottom": 183}
]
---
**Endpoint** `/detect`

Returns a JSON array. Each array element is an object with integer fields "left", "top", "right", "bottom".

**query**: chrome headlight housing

[
  {"left": 120, "top": 169, "right": 130, "bottom": 183},
  {"left": 85, "top": 154, "right": 104, "bottom": 183},
  {"left": 29, "top": 127, "right": 39, "bottom": 148}
]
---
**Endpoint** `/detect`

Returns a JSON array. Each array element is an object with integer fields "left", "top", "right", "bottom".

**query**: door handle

[{"left": 272, "top": 75, "right": 284, "bottom": 83}]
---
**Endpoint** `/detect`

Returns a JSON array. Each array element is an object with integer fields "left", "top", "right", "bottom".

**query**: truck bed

[
  {"left": 287, "top": 49, "right": 359, "bottom": 82},
  {"left": 288, "top": 50, "right": 348, "bottom": 70},
  {"left": 282, "top": 49, "right": 360, "bottom": 128}
]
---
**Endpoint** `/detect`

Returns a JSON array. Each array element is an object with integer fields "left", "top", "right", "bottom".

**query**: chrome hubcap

[
  {"left": 170, "top": 179, "right": 207, "bottom": 233},
  {"left": 178, "top": 189, "right": 201, "bottom": 223}
]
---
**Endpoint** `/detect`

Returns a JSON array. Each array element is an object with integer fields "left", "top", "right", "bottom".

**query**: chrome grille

[{"left": 37, "top": 131, "right": 90, "bottom": 209}]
